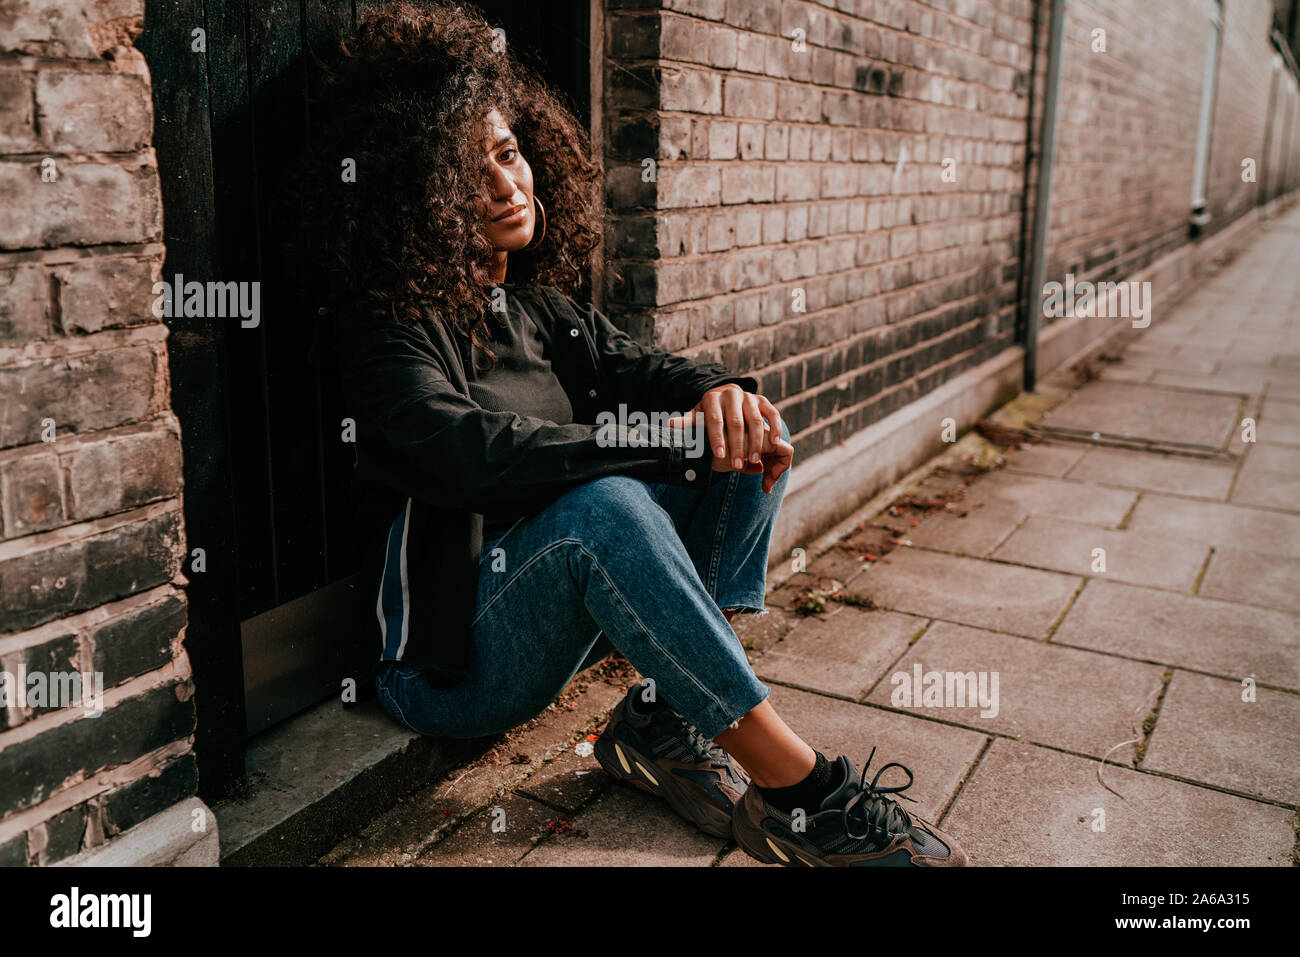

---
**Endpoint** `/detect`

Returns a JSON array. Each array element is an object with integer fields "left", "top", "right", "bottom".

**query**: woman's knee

[{"left": 560, "top": 474, "right": 671, "bottom": 542}]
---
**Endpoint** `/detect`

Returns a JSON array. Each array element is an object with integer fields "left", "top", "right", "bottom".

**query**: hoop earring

[{"left": 523, "top": 195, "right": 547, "bottom": 250}]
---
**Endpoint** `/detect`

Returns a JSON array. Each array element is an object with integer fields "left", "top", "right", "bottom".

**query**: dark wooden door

[{"left": 140, "top": 0, "right": 591, "bottom": 799}]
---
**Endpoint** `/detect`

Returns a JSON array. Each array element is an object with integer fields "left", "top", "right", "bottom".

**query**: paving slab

[
  {"left": 1107, "top": 354, "right": 1221, "bottom": 375},
  {"left": 1252, "top": 417, "right": 1300, "bottom": 445},
  {"left": 906, "top": 500, "right": 1026, "bottom": 557},
  {"left": 1143, "top": 671, "right": 1300, "bottom": 806},
  {"left": 1260, "top": 398, "right": 1300, "bottom": 427},
  {"left": 1229, "top": 461, "right": 1300, "bottom": 511},
  {"left": 1002, "top": 441, "right": 1088, "bottom": 477},
  {"left": 1260, "top": 378, "right": 1300, "bottom": 402},
  {"left": 1038, "top": 380, "right": 1241, "bottom": 449},
  {"left": 415, "top": 793, "right": 559, "bottom": 866},
  {"left": 1131, "top": 331, "right": 1190, "bottom": 351},
  {"left": 991, "top": 514, "right": 1207, "bottom": 592},
  {"left": 1063, "top": 446, "right": 1236, "bottom": 500},
  {"left": 864, "top": 621, "right": 1166, "bottom": 758},
  {"left": 1096, "top": 363, "right": 1155, "bottom": 384},
  {"left": 1126, "top": 493, "right": 1300, "bottom": 559},
  {"left": 728, "top": 603, "right": 801, "bottom": 656},
  {"left": 518, "top": 786, "right": 724, "bottom": 866},
  {"left": 1198, "top": 547, "right": 1300, "bottom": 616},
  {"left": 942, "top": 739, "right": 1294, "bottom": 866},
  {"left": 753, "top": 605, "right": 928, "bottom": 699},
  {"left": 1052, "top": 580, "right": 1300, "bottom": 691},
  {"left": 764, "top": 684, "right": 986, "bottom": 820},
  {"left": 963, "top": 471, "right": 1137, "bottom": 527},
  {"left": 1148, "top": 369, "right": 1265, "bottom": 396},
  {"left": 845, "top": 547, "right": 1080, "bottom": 637},
  {"left": 1244, "top": 441, "right": 1300, "bottom": 471},
  {"left": 516, "top": 747, "right": 609, "bottom": 813},
  {"left": 1119, "top": 340, "right": 1186, "bottom": 359},
  {"left": 1218, "top": 363, "right": 1299, "bottom": 389}
]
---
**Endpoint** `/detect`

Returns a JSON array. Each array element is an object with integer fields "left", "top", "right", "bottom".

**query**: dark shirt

[{"left": 466, "top": 287, "right": 575, "bottom": 539}]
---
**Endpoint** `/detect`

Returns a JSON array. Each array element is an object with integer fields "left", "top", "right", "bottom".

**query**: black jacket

[{"left": 329, "top": 283, "right": 759, "bottom": 690}]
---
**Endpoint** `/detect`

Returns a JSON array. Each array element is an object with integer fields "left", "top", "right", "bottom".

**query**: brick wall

[
  {"left": 601, "top": 0, "right": 1300, "bottom": 466},
  {"left": 602, "top": 0, "right": 1035, "bottom": 468},
  {"left": 1267, "top": 56, "right": 1300, "bottom": 199},
  {"left": 1206, "top": 0, "right": 1276, "bottom": 226},
  {"left": 1044, "top": 0, "right": 1207, "bottom": 285},
  {"left": 1044, "top": 0, "right": 1297, "bottom": 293},
  {"left": 0, "top": 0, "right": 196, "bottom": 866}
]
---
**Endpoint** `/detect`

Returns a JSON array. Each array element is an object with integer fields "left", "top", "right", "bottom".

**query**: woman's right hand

[{"left": 669, "top": 387, "right": 793, "bottom": 494}]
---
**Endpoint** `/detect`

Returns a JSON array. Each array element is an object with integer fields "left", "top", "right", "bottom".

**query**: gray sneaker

[
  {"left": 731, "top": 750, "right": 969, "bottom": 866},
  {"left": 594, "top": 683, "right": 749, "bottom": 839}
]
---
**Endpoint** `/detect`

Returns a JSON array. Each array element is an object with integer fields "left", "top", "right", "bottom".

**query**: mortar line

[
  {"left": 936, "top": 735, "right": 996, "bottom": 828},
  {"left": 856, "top": 618, "right": 936, "bottom": 700},
  {"left": 1043, "top": 577, "right": 1088, "bottom": 641},
  {"left": 1115, "top": 489, "right": 1143, "bottom": 530},
  {"left": 1132, "top": 668, "right": 1175, "bottom": 768},
  {"left": 1190, "top": 546, "right": 1215, "bottom": 596}
]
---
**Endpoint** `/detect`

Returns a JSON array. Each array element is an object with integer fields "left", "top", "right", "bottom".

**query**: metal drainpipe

[
  {"left": 1189, "top": 1, "right": 1224, "bottom": 232},
  {"left": 1022, "top": 0, "right": 1067, "bottom": 393}
]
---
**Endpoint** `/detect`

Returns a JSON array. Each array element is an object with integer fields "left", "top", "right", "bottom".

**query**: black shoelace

[
  {"left": 684, "top": 724, "right": 748, "bottom": 787},
  {"left": 679, "top": 721, "right": 727, "bottom": 763},
  {"left": 641, "top": 694, "right": 740, "bottom": 783},
  {"left": 841, "top": 746, "right": 920, "bottom": 842}
]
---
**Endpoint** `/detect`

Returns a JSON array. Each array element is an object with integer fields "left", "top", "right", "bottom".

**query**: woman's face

[{"left": 479, "top": 108, "right": 536, "bottom": 253}]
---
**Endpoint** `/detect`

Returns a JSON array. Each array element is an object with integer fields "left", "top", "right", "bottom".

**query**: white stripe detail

[
  {"left": 374, "top": 536, "right": 388, "bottom": 653},
  {"left": 374, "top": 497, "right": 414, "bottom": 659},
  {"left": 395, "top": 498, "right": 412, "bottom": 659}
]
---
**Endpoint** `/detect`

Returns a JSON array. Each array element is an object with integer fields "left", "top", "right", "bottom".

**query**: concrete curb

[{"left": 54, "top": 797, "right": 218, "bottom": 867}]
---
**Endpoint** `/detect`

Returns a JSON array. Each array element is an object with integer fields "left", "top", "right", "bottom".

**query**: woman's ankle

[{"left": 713, "top": 700, "right": 817, "bottom": 787}]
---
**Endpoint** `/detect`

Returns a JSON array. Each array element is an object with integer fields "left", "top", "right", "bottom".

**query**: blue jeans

[{"left": 374, "top": 422, "right": 790, "bottom": 741}]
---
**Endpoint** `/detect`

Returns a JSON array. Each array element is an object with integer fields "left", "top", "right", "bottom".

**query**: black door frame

[{"left": 141, "top": 0, "right": 593, "bottom": 801}]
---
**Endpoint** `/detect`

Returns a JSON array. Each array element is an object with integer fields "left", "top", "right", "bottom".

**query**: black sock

[{"left": 756, "top": 750, "right": 838, "bottom": 814}]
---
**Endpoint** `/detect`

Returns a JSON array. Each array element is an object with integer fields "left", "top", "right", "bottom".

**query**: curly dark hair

[{"left": 286, "top": 0, "right": 605, "bottom": 369}]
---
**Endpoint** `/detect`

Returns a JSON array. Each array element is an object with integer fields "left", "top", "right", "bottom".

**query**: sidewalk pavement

[{"left": 318, "top": 207, "right": 1300, "bottom": 867}]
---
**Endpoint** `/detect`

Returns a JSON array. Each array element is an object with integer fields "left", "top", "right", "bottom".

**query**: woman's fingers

[
  {"left": 701, "top": 385, "right": 748, "bottom": 470},
  {"left": 700, "top": 391, "right": 728, "bottom": 463},
  {"left": 761, "top": 438, "right": 793, "bottom": 492},
  {"left": 742, "top": 391, "right": 767, "bottom": 465},
  {"left": 676, "top": 385, "right": 792, "bottom": 483},
  {"left": 757, "top": 397, "right": 793, "bottom": 492},
  {"left": 757, "top": 395, "right": 785, "bottom": 448}
]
